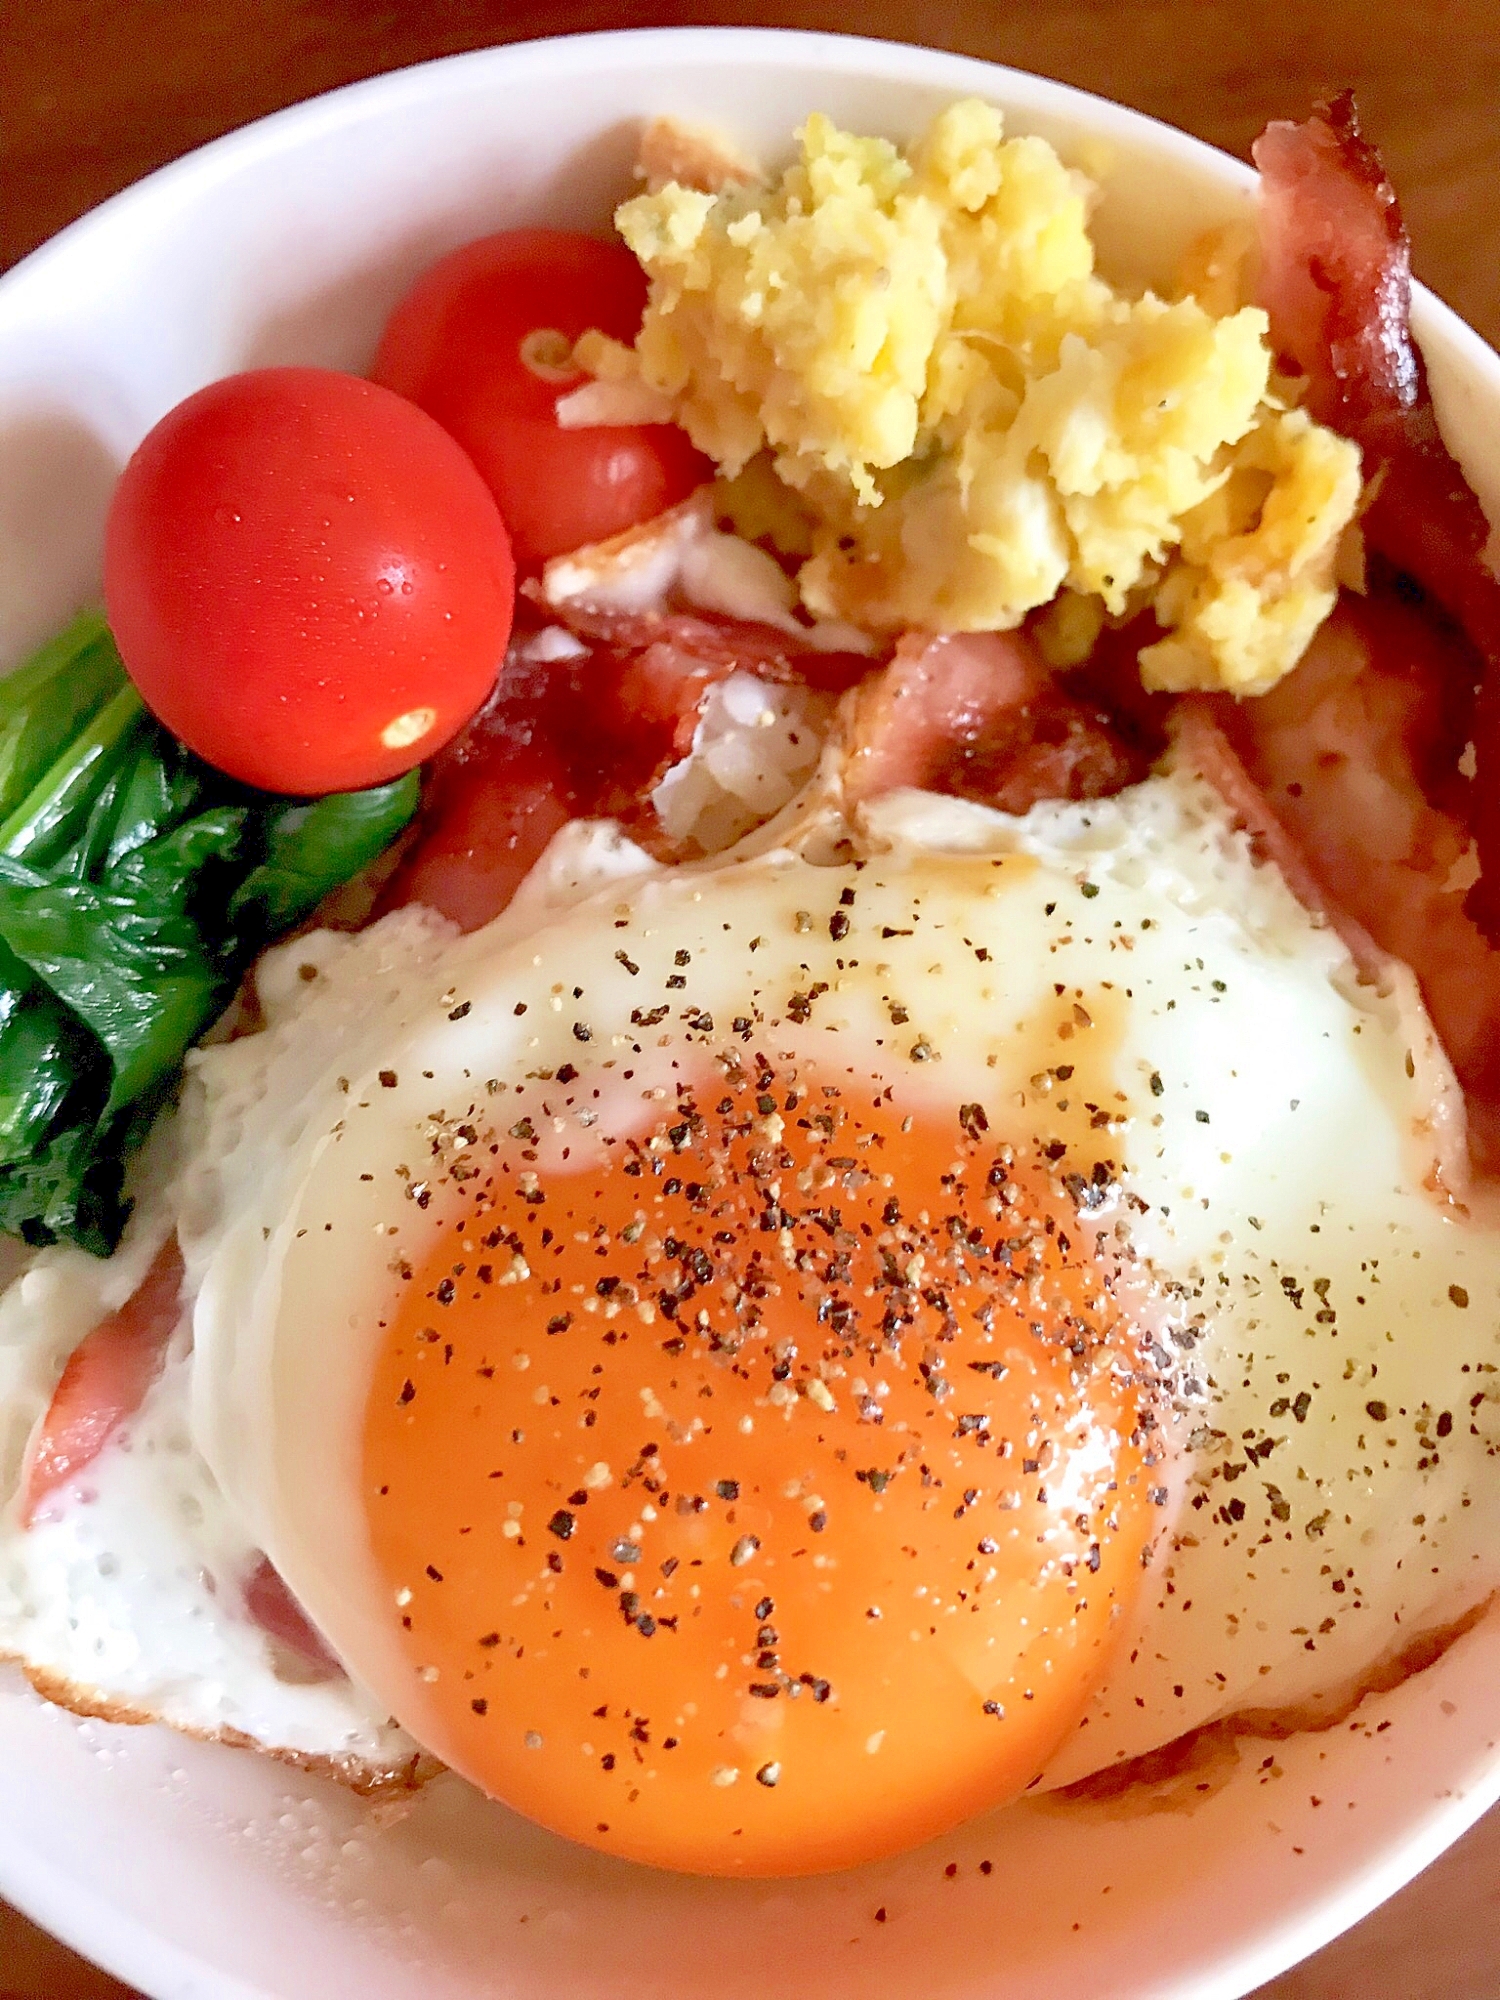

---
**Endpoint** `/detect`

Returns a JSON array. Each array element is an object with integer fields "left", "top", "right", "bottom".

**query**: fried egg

[{"left": 130, "top": 761, "right": 1499, "bottom": 1876}]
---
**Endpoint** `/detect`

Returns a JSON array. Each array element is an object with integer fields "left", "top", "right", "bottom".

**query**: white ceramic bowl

[{"left": 3, "top": 28, "right": 1500, "bottom": 2000}]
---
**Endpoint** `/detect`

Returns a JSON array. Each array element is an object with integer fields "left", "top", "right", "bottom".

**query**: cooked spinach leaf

[
  {"left": 229, "top": 773, "right": 418, "bottom": 943},
  {"left": 0, "top": 611, "right": 127, "bottom": 821},
  {"left": 0, "top": 614, "right": 421, "bottom": 1253}
]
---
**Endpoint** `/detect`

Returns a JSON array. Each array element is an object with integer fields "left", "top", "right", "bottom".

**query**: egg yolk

[{"left": 365, "top": 1053, "right": 1158, "bottom": 1875}]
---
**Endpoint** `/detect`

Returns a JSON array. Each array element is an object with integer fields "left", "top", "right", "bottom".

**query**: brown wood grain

[{"left": 4, "top": 2, "right": 1500, "bottom": 1995}]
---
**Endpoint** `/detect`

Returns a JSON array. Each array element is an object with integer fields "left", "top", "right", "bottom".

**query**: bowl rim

[{"left": 4, "top": 25, "right": 1500, "bottom": 2000}]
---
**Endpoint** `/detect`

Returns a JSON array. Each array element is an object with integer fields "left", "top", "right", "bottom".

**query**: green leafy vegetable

[
  {"left": 229, "top": 774, "right": 418, "bottom": 943},
  {"left": 0, "top": 612, "right": 128, "bottom": 821},
  {"left": 0, "top": 612, "right": 421, "bottom": 1254}
]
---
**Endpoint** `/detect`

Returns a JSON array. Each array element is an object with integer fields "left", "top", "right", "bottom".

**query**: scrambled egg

[{"left": 580, "top": 100, "right": 1362, "bottom": 695}]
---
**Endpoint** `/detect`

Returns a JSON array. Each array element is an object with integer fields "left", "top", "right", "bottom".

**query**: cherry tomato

[
  {"left": 104, "top": 367, "right": 515, "bottom": 795},
  {"left": 371, "top": 229, "right": 708, "bottom": 571}
]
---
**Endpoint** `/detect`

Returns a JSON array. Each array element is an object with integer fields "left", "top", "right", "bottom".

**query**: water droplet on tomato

[{"left": 377, "top": 577, "right": 394, "bottom": 596}]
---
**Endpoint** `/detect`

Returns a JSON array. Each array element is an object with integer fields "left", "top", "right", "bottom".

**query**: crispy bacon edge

[{"left": 1254, "top": 91, "right": 1500, "bottom": 937}]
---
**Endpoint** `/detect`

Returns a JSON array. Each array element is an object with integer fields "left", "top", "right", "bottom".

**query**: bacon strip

[
  {"left": 22, "top": 1239, "right": 185, "bottom": 1524},
  {"left": 844, "top": 630, "right": 1145, "bottom": 810},
  {"left": 243, "top": 1556, "right": 343, "bottom": 1681},
  {"left": 387, "top": 602, "right": 882, "bottom": 931},
  {"left": 1254, "top": 94, "right": 1500, "bottom": 934},
  {"left": 533, "top": 595, "right": 874, "bottom": 696},
  {"left": 381, "top": 729, "right": 572, "bottom": 935},
  {"left": 1194, "top": 590, "right": 1500, "bottom": 1173},
  {"left": 1169, "top": 697, "right": 1386, "bottom": 981}
]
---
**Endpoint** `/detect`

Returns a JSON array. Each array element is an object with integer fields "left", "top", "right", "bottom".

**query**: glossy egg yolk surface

[{"left": 365, "top": 1053, "right": 1158, "bottom": 1875}]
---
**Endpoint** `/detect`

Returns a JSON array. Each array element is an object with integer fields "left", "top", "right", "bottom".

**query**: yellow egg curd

[{"left": 577, "top": 99, "right": 1362, "bottom": 695}]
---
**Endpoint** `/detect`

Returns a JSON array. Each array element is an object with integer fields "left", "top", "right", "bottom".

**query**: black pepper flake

[
  {"left": 748, "top": 1682, "right": 779, "bottom": 1699},
  {"left": 729, "top": 1534, "right": 760, "bottom": 1566},
  {"left": 426, "top": 1564, "right": 444, "bottom": 1582},
  {"left": 435, "top": 1277, "right": 456, "bottom": 1306},
  {"left": 556, "top": 1062, "right": 579, "bottom": 1084},
  {"left": 547, "top": 1313, "right": 573, "bottom": 1335},
  {"left": 379, "top": 1069, "right": 398, "bottom": 1089},
  {"left": 448, "top": 1001, "right": 472, "bottom": 1021},
  {"left": 756, "top": 1761, "right": 781, "bottom": 1787},
  {"left": 572, "top": 1022, "right": 592, "bottom": 1043},
  {"left": 397, "top": 1379, "right": 416, "bottom": 1406},
  {"left": 1450, "top": 1284, "right": 1470, "bottom": 1309},
  {"left": 1080, "top": 882, "right": 1100, "bottom": 899},
  {"left": 471, "top": 1698, "right": 488, "bottom": 1715},
  {"left": 478, "top": 1632, "right": 501, "bottom": 1648},
  {"left": 809, "top": 1510, "right": 828, "bottom": 1533},
  {"left": 716, "top": 1479, "right": 740, "bottom": 1500},
  {"left": 594, "top": 1567, "right": 618, "bottom": 1589},
  {"left": 1149, "top": 1072, "right": 1164, "bottom": 1097},
  {"left": 1195, "top": 1109, "right": 1210, "bottom": 1124},
  {"left": 548, "top": 1510, "right": 576, "bottom": 1540},
  {"left": 829, "top": 911, "right": 851, "bottom": 941},
  {"left": 755, "top": 1597, "right": 774, "bottom": 1619},
  {"left": 1365, "top": 1400, "right": 1388, "bottom": 1422},
  {"left": 615, "top": 950, "right": 640, "bottom": 975},
  {"left": 611, "top": 1539, "right": 642, "bottom": 1564}
]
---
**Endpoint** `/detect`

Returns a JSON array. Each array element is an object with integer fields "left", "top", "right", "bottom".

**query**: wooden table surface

[{"left": 6, "top": 1, "right": 1500, "bottom": 1994}]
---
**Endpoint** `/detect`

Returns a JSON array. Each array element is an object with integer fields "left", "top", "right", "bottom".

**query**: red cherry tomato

[
  {"left": 104, "top": 367, "right": 515, "bottom": 795},
  {"left": 371, "top": 229, "right": 709, "bottom": 571}
]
